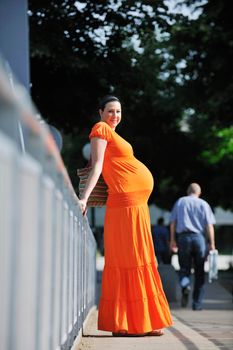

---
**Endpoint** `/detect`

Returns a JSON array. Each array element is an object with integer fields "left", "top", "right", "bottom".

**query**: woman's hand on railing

[{"left": 79, "top": 198, "right": 87, "bottom": 216}]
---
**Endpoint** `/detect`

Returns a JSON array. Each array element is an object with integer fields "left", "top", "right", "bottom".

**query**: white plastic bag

[{"left": 208, "top": 249, "right": 218, "bottom": 283}]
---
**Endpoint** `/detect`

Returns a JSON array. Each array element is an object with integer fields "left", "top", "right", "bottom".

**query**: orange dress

[{"left": 89, "top": 121, "right": 172, "bottom": 333}]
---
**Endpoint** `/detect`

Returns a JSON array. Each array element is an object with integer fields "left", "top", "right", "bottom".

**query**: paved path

[
  {"left": 73, "top": 274, "right": 233, "bottom": 350},
  {"left": 170, "top": 281, "right": 233, "bottom": 349}
]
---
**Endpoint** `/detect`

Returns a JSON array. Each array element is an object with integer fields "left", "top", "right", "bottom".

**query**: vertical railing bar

[
  {"left": 81, "top": 221, "right": 84, "bottom": 324},
  {"left": 59, "top": 194, "right": 65, "bottom": 347},
  {"left": 74, "top": 217, "right": 77, "bottom": 326},
  {"left": 34, "top": 166, "right": 44, "bottom": 350},
  {"left": 69, "top": 210, "right": 74, "bottom": 332},
  {"left": 78, "top": 211, "right": 82, "bottom": 332},
  {"left": 49, "top": 187, "right": 59, "bottom": 350},
  {"left": 66, "top": 202, "right": 70, "bottom": 336},
  {"left": 73, "top": 216, "right": 78, "bottom": 332},
  {"left": 6, "top": 154, "right": 19, "bottom": 350}
]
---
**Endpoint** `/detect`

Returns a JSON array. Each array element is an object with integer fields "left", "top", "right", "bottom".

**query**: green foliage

[
  {"left": 202, "top": 127, "right": 233, "bottom": 163},
  {"left": 164, "top": 0, "right": 233, "bottom": 209},
  {"left": 167, "top": 0, "right": 233, "bottom": 126}
]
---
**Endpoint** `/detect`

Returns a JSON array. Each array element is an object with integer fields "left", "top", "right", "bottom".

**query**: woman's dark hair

[{"left": 99, "top": 95, "right": 120, "bottom": 110}]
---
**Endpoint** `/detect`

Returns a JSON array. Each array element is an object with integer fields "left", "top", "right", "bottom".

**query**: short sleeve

[
  {"left": 204, "top": 202, "right": 216, "bottom": 225},
  {"left": 89, "top": 122, "right": 112, "bottom": 142}
]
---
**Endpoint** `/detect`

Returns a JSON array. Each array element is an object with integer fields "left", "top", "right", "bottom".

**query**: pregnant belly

[
  {"left": 104, "top": 157, "right": 154, "bottom": 194},
  {"left": 133, "top": 160, "right": 154, "bottom": 192}
]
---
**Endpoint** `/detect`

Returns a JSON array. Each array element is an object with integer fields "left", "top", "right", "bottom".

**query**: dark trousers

[
  {"left": 178, "top": 233, "right": 206, "bottom": 308},
  {"left": 155, "top": 250, "right": 171, "bottom": 264}
]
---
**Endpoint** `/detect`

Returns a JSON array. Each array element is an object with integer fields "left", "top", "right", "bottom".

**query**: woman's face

[{"left": 99, "top": 101, "right": 121, "bottom": 130}]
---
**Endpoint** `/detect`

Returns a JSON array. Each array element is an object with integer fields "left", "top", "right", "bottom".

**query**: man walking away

[
  {"left": 152, "top": 217, "right": 171, "bottom": 264},
  {"left": 170, "top": 183, "right": 216, "bottom": 310}
]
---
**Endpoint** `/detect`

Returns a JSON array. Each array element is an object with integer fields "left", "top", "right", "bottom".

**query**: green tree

[{"left": 165, "top": 0, "right": 233, "bottom": 209}]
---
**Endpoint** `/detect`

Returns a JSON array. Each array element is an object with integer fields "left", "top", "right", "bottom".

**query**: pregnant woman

[{"left": 79, "top": 95, "right": 172, "bottom": 336}]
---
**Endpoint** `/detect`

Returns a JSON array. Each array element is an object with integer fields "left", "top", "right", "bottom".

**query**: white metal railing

[{"left": 0, "top": 63, "right": 96, "bottom": 350}]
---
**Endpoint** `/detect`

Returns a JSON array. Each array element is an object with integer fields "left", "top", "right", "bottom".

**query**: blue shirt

[{"left": 170, "top": 194, "right": 216, "bottom": 234}]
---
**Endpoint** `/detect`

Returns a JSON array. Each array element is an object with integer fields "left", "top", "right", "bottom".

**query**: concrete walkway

[{"left": 73, "top": 277, "right": 233, "bottom": 350}]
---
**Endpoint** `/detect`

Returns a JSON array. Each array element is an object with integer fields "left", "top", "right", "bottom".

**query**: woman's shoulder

[{"left": 89, "top": 121, "right": 113, "bottom": 141}]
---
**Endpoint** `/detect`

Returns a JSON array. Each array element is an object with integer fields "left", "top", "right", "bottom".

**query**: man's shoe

[
  {"left": 192, "top": 304, "right": 202, "bottom": 311},
  {"left": 181, "top": 286, "right": 190, "bottom": 307}
]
